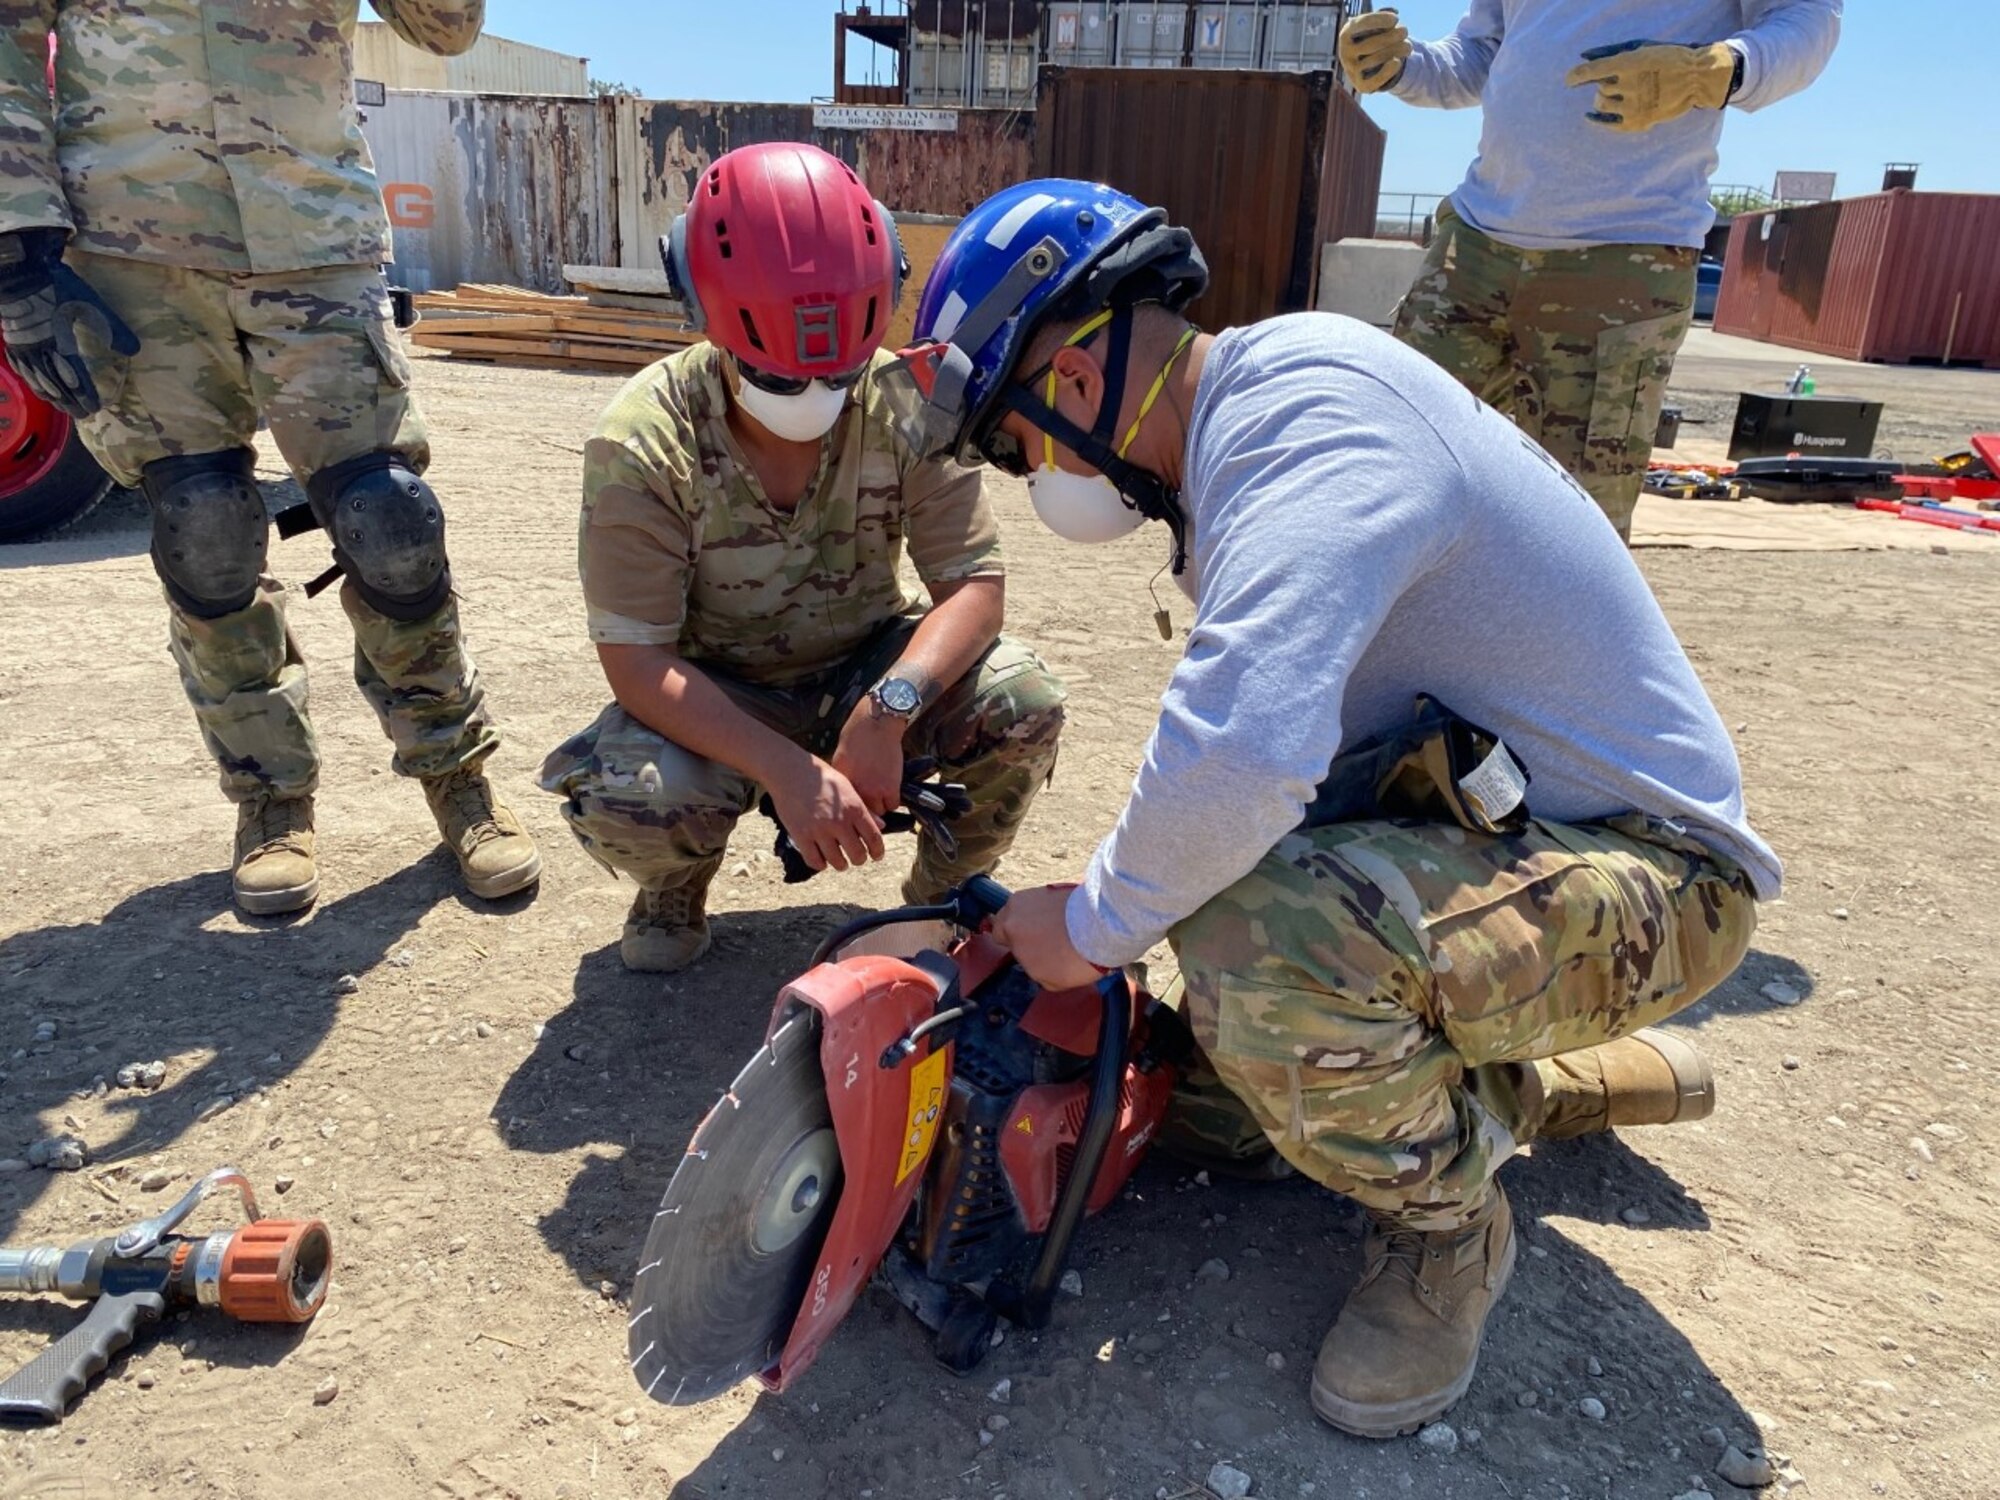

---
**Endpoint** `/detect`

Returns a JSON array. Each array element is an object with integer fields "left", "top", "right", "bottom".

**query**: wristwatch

[{"left": 867, "top": 676, "right": 924, "bottom": 723}]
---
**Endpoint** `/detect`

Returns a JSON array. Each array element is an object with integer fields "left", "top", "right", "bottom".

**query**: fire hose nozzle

[
  {"left": 211, "top": 1218, "right": 333, "bottom": 1323},
  {"left": 0, "top": 1172, "right": 333, "bottom": 1423}
]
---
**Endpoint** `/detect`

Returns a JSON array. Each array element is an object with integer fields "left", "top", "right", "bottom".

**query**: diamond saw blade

[{"left": 629, "top": 1011, "right": 844, "bottom": 1405}]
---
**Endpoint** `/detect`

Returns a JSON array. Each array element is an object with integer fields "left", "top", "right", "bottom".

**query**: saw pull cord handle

[
  {"left": 995, "top": 973, "right": 1132, "bottom": 1331},
  {"left": 0, "top": 1288, "right": 164, "bottom": 1426}
]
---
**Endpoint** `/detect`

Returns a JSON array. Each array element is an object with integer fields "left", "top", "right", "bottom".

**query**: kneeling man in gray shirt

[{"left": 899, "top": 179, "right": 1778, "bottom": 1439}]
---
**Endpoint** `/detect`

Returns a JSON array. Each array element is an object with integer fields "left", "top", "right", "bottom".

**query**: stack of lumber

[
  {"left": 409, "top": 283, "right": 700, "bottom": 372},
  {"left": 410, "top": 215, "right": 961, "bottom": 375}
]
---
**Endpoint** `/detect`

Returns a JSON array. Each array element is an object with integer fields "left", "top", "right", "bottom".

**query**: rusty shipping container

[
  {"left": 362, "top": 91, "right": 615, "bottom": 292},
  {"left": 614, "top": 99, "right": 1033, "bottom": 260},
  {"left": 1033, "top": 67, "right": 1383, "bottom": 332},
  {"left": 361, "top": 92, "right": 1030, "bottom": 291},
  {"left": 1714, "top": 191, "right": 2000, "bottom": 368}
]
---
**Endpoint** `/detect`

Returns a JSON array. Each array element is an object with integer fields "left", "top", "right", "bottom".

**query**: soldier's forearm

[
  {"left": 368, "top": 0, "right": 486, "bottom": 58},
  {"left": 886, "top": 574, "right": 1006, "bottom": 711},
  {"left": 0, "top": 0, "right": 74, "bottom": 234},
  {"left": 596, "top": 643, "right": 815, "bottom": 791}
]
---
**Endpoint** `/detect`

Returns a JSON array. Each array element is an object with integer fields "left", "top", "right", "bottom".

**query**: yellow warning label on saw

[{"left": 895, "top": 1047, "right": 949, "bottom": 1186}]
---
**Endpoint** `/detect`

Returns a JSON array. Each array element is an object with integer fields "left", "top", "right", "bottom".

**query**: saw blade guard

[
  {"left": 628, "top": 951, "right": 955, "bottom": 1404},
  {"left": 763, "top": 952, "right": 957, "bottom": 1390}
]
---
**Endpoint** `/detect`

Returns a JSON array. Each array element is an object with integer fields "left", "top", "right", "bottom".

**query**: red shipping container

[{"left": 1713, "top": 190, "right": 2000, "bottom": 368}]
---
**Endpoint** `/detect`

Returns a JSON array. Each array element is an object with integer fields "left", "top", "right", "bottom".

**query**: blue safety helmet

[{"left": 900, "top": 180, "right": 1208, "bottom": 490}]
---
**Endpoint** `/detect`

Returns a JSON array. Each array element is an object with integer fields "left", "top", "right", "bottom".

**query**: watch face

[{"left": 877, "top": 678, "right": 923, "bottom": 716}]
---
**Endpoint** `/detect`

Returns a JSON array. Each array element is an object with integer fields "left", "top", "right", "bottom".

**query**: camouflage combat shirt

[
  {"left": 0, "top": 1, "right": 485, "bottom": 272},
  {"left": 579, "top": 342, "right": 1003, "bottom": 689}
]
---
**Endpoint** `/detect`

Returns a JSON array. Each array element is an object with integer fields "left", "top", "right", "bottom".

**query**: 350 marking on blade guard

[{"left": 895, "top": 1049, "right": 949, "bottom": 1185}]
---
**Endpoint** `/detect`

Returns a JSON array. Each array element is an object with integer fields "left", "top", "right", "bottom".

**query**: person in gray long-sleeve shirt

[
  {"left": 1339, "top": 0, "right": 1842, "bottom": 538},
  {"left": 902, "top": 181, "right": 1776, "bottom": 1441}
]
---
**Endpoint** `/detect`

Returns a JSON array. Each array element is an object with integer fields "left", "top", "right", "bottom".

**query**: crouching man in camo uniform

[
  {"left": 0, "top": 0, "right": 541, "bottom": 914},
  {"left": 897, "top": 181, "right": 1776, "bottom": 1439},
  {"left": 539, "top": 145, "right": 1064, "bottom": 974}
]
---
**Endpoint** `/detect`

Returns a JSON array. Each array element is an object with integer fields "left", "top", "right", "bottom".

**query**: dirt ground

[{"left": 3, "top": 345, "right": 1999, "bottom": 1500}]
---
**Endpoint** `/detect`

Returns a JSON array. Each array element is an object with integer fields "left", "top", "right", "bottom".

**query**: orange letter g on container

[{"left": 384, "top": 183, "right": 435, "bottom": 229}]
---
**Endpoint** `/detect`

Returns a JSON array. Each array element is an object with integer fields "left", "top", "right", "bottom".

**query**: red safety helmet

[{"left": 662, "top": 143, "right": 908, "bottom": 382}]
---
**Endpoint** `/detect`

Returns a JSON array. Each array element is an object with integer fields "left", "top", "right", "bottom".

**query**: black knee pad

[
  {"left": 139, "top": 448, "right": 269, "bottom": 618},
  {"left": 305, "top": 451, "right": 451, "bottom": 621}
]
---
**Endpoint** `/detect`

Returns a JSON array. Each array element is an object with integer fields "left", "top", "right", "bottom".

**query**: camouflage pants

[
  {"left": 1392, "top": 204, "right": 1697, "bottom": 540},
  {"left": 539, "top": 621, "right": 1066, "bottom": 902},
  {"left": 67, "top": 252, "right": 495, "bottom": 799},
  {"left": 1168, "top": 814, "right": 1756, "bottom": 1230}
]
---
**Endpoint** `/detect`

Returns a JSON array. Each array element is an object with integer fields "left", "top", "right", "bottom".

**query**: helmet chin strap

[{"left": 996, "top": 307, "right": 1192, "bottom": 575}]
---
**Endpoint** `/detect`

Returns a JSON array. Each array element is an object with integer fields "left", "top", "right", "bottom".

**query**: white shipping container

[
  {"left": 1115, "top": 3, "right": 1190, "bottom": 67},
  {"left": 1046, "top": 2, "right": 1117, "bottom": 66},
  {"left": 353, "top": 23, "right": 589, "bottom": 97},
  {"left": 1263, "top": 1, "right": 1344, "bottom": 72},
  {"left": 1191, "top": 2, "right": 1261, "bottom": 69}
]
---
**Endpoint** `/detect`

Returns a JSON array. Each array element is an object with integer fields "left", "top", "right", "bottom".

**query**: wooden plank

[
  {"left": 564, "top": 263, "right": 676, "bottom": 298},
  {"left": 413, "top": 315, "right": 560, "bottom": 336},
  {"left": 411, "top": 332, "right": 660, "bottom": 366},
  {"left": 584, "top": 289, "right": 686, "bottom": 313},
  {"left": 429, "top": 350, "right": 650, "bottom": 374}
]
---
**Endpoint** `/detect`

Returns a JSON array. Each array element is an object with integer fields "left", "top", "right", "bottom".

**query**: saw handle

[
  {"left": 0, "top": 1288, "right": 164, "bottom": 1426},
  {"left": 989, "top": 974, "right": 1131, "bottom": 1331}
]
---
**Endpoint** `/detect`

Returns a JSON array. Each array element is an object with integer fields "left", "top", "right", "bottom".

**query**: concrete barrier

[{"left": 1318, "top": 238, "right": 1428, "bottom": 328}]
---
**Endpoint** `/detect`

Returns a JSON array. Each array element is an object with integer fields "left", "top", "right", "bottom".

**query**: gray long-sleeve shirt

[
  {"left": 1067, "top": 314, "right": 1780, "bottom": 968},
  {"left": 1394, "top": 0, "right": 1842, "bottom": 249}
]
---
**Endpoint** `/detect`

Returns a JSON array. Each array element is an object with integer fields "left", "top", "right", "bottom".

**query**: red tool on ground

[
  {"left": 627, "top": 875, "right": 1186, "bottom": 1404},
  {"left": 1893, "top": 433, "right": 2000, "bottom": 505},
  {"left": 1857, "top": 498, "right": 2000, "bottom": 535}
]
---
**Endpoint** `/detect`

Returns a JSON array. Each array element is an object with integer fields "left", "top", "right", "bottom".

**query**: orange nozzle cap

[{"left": 217, "top": 1218, "right": 332, "bottom": 1323}]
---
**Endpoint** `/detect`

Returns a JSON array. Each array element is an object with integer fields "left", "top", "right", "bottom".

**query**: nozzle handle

[{"left": 0, "top": 1288, "right": 164, "bottom": 1426}]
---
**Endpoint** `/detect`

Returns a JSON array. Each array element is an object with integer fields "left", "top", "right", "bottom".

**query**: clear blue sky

[{"left": 483, "top": 1, "right": 1996, "bottom": 200}]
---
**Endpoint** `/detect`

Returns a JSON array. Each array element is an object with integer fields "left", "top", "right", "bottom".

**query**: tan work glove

[
  {"left": 1338, "top": 8, "right": 1411, "bottom": 94},
  {"left": 1565, "top": 40, "right": 1738, "bottom": 132}
]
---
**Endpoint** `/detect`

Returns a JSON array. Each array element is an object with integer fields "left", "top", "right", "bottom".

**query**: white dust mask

[
  {"left": 1025, "top": 468, "right": 1146, "bottom": 543},
  {"left": 735, "top": 378, "right": 850, "bottom": 442}
]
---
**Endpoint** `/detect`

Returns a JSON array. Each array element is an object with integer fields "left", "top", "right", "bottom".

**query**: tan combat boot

[
  {"left": 1527, "top": 1027, "right": 1715, "bottom": 1140},
  {"left": 1312, "top": 1189, "right": 1517, "bottom": 1438},
  {"left": 422, "top": 767, "right": 542, "bottom": 900},
  {"left": 233, "top": 794, "right": 319, "bottom": 917},
  {"left": 622, "top": 861, "right": 719, "bottom": 974}
]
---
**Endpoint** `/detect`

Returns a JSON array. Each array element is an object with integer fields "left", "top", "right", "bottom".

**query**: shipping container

[
  {"left": 1714, "top": 190, "right": 2000, "bottom": 368},
  {"left": 1045, "top": 2, "right": 1118, "bottom": 65},
  {"left": 361, "top": 90, "right": 1032, "bottom": 291},
  {"left": 1264, "top": 1, "right": 1345, "bottom": 71},
  {"left": 908, "top": 30, "right": 1034, "bottom": 106},
  {"left": 1115, "top": 3, "right": 1189, "bottom": 66},
  {"left": 353, "top": 23, "right": 589, "bottom": 96},
  {"left": 1035, "top": 67, "right": 1384, "bottom": 331},
  {"left": 362, "top": 90, "right": 612, "bottom": 292},
  {"left": 1190, "top": 3, "right": 1261, "bottom": 69},
  {"left": 907, "top": 34, "right": 969, "bottom": 105}
]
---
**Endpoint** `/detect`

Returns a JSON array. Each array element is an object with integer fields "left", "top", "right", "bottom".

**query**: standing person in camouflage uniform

[
  {"left": 898, "top": 181, "right": 1777, "bottom": 1439},
  {"left": 539, "top": 144, "right": 1064, "bottom": 975},
  {"left": 1338, "top": 1, "right": 1842, "bottom": 539},
  {"left": 0, "top": 1, "right": 540, "bottom": 915}
]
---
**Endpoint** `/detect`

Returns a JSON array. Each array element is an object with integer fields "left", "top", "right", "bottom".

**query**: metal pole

[{"left": 1945, "top": 291, "right": 1964, "bottom": 366}]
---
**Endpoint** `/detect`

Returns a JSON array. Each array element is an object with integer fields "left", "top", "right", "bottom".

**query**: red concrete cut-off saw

[{"left": 628, "top": 875, "right": 1191, "bottom": 1404}]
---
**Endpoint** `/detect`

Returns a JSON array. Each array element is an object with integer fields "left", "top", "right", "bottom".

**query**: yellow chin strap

[{"left": 1042, "top": 314, "right": 1199, "bottom": 472}]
